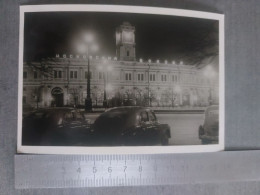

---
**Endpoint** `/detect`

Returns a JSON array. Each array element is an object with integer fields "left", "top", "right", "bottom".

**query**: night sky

[{"left": 24, "top": 11, "right": 219, "bottom": 65}]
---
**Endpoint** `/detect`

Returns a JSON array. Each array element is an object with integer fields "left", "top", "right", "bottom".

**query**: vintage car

[
  {"left": 22, "top": 108, "right": 92, "bottom": 146},
  {"left": 91, "top": 106, "right": 171, "bottom": 146},
  {"left": 198, "top": 105, "right": 219, "bottom": 144}
]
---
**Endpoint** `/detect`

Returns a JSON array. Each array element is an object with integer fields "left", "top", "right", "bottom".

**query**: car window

[
  {"left": 73, "top": 112, "right": 84, "bottom": 120},
  {"left": 64, "top": 112, "right": 73, "bottom": 121},
  {"left": 148, "top": 111, "right": 157, "bottom": 122},
  {"left": 140, "top": 111, "right": 148, "bottom": 122}
]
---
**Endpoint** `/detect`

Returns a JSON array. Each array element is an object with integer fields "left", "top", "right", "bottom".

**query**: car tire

[{"left": 161, "top": 133, "right": 169, "bottom": 146}]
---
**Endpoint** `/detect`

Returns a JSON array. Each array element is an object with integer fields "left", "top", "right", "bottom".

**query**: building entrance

[
  {"left": 183, "top": 94, "right": 190, "bottom": 106},
  {"left": 51, "top": 87, "right": 64, "bottom": 107}
]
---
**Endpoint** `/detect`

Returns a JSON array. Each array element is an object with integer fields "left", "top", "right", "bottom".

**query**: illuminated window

[
  {"left": 161, "top": 74, "right": 167, "bottom": 82},
  {"left": 125, "top": 73, "right": 132, "bottom": 81},
  {"left": 149, "top": 74, "right": 156, "bottom": 81},
  {"left": 70, "top": 71, "right": 77, "bottom": 79},
  {"left": 172, "top": 75, "right": 178, "bottom": 82},
  {"left": 138, "top": 73, "right": 144, "bottom": 81},
  {"left": 54, "top": 70, "right": 62, "bottom": 78}
]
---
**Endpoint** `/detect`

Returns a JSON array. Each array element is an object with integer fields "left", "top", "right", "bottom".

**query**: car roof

[
  {"left": 105, "top": 106, "right": 152, "bottom": 113},
  {"left": 205, "top": 105, "right": 219, "bottom": 115}
]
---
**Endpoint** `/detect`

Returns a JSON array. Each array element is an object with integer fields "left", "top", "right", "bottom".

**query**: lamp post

[{"left": 78, "top": 33, "right": 98, "bottom": 112}]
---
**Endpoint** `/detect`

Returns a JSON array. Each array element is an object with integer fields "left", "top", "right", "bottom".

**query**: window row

[
  {"left": 23, "top": 71, "right": 37, "bottom": 79},
  {"left": 23, "top": 70, "right": 181, "bottom": 83}
]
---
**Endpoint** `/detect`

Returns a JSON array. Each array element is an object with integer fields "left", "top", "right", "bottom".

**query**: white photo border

[{"left": 18, "top": 4, "right": 225, "bottom": 155}]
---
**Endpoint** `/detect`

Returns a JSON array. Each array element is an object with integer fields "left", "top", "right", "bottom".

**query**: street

[
  {"left": 157, "top": 113, "right": 203, "bottom": 145},
  {"left": 85, "top": 112, "right": 204, "bottom": 146}
]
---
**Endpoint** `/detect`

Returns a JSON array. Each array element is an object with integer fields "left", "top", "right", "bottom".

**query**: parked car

[
  {"left": 198, "top": 105, "right": 219, "bottom": 144},
  {"left": 91, "top": 106, "right": 171, "bottom": 146},
  {"left": 22, "top": 108, "right": 92, "bottom": 146}
]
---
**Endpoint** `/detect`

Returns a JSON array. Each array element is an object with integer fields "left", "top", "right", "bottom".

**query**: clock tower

[{"left": 116, "top": 22, "right": 136, "bottom": 61}]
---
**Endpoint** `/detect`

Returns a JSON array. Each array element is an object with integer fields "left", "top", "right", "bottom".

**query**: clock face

[{"left": 122, "top": 31, "right": 134, "bottom": 43}]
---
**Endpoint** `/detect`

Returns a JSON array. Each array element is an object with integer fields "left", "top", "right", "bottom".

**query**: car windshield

[{"left": 94, "top": 108, "right": 135, "bottom": 132}]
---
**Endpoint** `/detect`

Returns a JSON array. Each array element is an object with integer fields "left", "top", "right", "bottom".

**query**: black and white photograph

[{"left": 18, "top": 5, "right": 224, "bottom": 154}]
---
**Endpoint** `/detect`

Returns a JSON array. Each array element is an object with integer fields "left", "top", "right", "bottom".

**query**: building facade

[{"left": 22, "top": 22, "right": 219, "bottom": 109}]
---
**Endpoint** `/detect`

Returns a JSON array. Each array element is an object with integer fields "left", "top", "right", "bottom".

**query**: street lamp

[{"left": 78, "top": 32, "right": 98, "bottom": 112}]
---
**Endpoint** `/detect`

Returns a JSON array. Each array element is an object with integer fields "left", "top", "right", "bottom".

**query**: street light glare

[
  {"left": 91, "top": 44, "right": 99, "bottom": 52},
  {"left": 203, "top": 65, "right": 216, "bottom": 79},
  {"left": 98, "top": 65, "right": 103, "bottom": 71},
  {"left": 84, "top": 33, "right": 94, "bottom": 43},
  {"left": 107, "top": 65, "right": 112, "bottom": 71},
  {"left": 77, "top": 44, "right": 87, "bottom": 53},
  {"left": 174, "top": 85, "right": 181, "bottom": 93},
  {"left": 106, "top": 83, "right": 113, "bottom": 92}
]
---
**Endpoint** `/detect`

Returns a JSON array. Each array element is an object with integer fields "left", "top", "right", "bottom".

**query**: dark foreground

[
  {"left": 22, "top": 106, "right": 205, "bottom": 146},
  {"left": 85, "top": 112, "right": 204, "bottom": 146}
]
